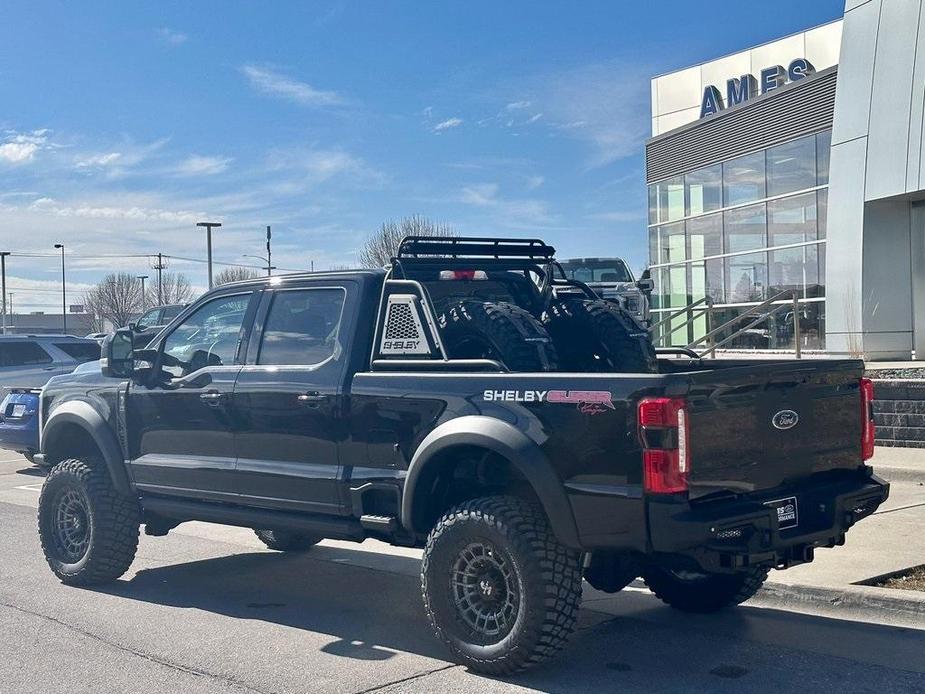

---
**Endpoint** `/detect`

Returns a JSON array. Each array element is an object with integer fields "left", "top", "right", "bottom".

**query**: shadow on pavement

[{"left": 88, "top": 543, "right": 925, "bottom": 690}]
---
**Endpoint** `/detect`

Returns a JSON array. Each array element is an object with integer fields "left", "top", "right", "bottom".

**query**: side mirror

[
  {"left": 101, "top": 328, "right": 135, "bottom": 378},
  {"left": 636, "top": 277, "right": 654, "bottom": 294}
]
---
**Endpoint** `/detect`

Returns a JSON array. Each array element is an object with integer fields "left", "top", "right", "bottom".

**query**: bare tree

[
  {"left": 214, "top": 266, "right": 261, "bottom": 286},
  {"left": 148, "top": 272, "right": 194, "bottom": 305},
  {"left": 358, "top": 215, "right": 455, "bottom": 268},
  {"left": 83, "top": 273, "right": 145, "bottom": 329}
]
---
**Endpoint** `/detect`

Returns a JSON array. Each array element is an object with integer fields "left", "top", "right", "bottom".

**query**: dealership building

[{"left": 646, "top": 0, "right": 925, "bottom": 360}]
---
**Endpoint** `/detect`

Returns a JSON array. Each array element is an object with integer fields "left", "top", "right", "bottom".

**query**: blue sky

[{"left": 0, "top": 0, "right": 844, "bottom": 312}]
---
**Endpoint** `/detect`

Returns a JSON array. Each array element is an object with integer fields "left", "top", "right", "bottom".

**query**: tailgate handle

[{"left": 298, "top": 392, "right": 327, "bottom": 405}]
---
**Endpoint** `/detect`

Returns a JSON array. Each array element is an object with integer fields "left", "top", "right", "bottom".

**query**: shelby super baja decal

[{"left": 482, "top": 389, "right": 614, "bottom": 411}]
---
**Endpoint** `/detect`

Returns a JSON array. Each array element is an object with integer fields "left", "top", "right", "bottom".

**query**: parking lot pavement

[{"left": 1, "top": 454, "right": 924, "bottom": 694}]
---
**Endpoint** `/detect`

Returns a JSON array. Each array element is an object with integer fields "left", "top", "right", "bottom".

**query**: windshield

[{"left": 559, "top": 259, "right": 632, "bottom": 284}]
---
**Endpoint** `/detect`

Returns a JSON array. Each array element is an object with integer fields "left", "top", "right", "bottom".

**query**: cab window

[
  {"left": 257, "top": 288, "right": 346, "bottom": 366},
  {"left": 136, "top": 308, "right": 162, "bottom": 329},
  {"left": 161, "top": 293, "right": 254, "bottom": 377},
  {"left": 0, "top": 341, "right": 53, "bottom": 367}
]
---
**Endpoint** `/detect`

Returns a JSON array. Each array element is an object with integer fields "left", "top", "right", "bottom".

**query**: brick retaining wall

[{"left": 871, "top": 380, "right": 925, "bottom": 448}]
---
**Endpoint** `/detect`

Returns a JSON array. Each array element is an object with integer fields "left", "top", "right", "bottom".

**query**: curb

[
  {"left": 758, "top": 581, "right": 925, "bottom": 618},
  {"left": 871, "top": 463, "right": 925, "bottom": 484}
]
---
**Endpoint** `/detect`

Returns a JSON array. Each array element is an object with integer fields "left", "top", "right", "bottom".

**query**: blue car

[{"left": 0, "top": 388, "right": 41, "bottom": 464}]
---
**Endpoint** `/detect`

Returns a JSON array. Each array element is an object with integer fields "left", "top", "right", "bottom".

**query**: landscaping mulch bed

[{"left": 874, "top": 566, "right": 925, "bottom": 592}]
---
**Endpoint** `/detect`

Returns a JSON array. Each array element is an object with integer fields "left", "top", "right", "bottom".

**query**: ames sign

[{"left": 700, "top": 58, "right": 815, "bottom": 118}]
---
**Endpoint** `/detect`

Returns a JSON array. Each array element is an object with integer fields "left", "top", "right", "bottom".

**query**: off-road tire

[
  {"left": 642, "top": 565, "right": 768, "bottom": 613},
  {"left": 436, "top": 300, "right": 558, "bottom": 372},
  {"left": 421, "top": 495, "right": 582, "bottom": 675},
  {"left": 254, "top": 529, "right": 321, "bottom": 551},
  {"left": 38, "top": 458, "right": 140, "bottom": 586},
  {"left": 544, "top": 299, "right": 657, "bottom": 373}
]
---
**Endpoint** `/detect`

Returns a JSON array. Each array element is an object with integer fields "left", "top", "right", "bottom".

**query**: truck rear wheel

[
  {"left": 421, "top": 495, "right": 582, "bottom": 674},
  {"left": 436, "top": 300, "right": 558, "bottom": 372},
  {"left": 37, "top": 458, "right": 140, "bottom": 586},
  {"left": 642, "top": 565, "right": 768, "bottom": 613},
  {"left": 544, "top": 299, "right": 657, "bottom": 373},
  {"left": 254, "top": 529, "right": 321, "bottom": 551}
]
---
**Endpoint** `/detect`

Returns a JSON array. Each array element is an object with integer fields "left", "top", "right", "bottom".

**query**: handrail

[
  {"left": 648, "top": 296, "right": 712, "bottom": 334},
  {"left": 698, "top": 302, "right": 790, "bottom": 357},
  {"left": 686, "top": 290, "right": 795, "bottom": 351}
]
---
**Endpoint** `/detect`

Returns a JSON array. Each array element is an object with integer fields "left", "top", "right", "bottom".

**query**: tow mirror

[{"left": 101, "top": 328, "right": 135, "bottom": 378}]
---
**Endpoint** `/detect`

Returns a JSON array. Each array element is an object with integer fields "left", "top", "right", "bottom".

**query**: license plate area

[{"left": 765, "top": 496, "right": 799, "bottom": 530}]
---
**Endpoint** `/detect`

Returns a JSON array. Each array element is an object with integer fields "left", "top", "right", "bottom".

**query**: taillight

[
  {"left": 638, "top": 396, "right": 689, "bottom": 494},
  {"left": 860, "top": 378, "right": 875, "bottom": 461}
]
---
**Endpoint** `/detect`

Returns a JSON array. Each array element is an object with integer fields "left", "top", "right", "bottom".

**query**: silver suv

[{"left": 0, "top": 335, "right": 101, "bottom": 399}]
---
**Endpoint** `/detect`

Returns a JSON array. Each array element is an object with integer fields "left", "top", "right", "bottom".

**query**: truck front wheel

[
  {"left": 642, "top": 565, "right": 768, "bottom": 613},
  {"left": 37, "top": 458, "right": 140, "bottom": 586},
  {"left": 421, "top": 495, "right": 582, "bottom": 675}
]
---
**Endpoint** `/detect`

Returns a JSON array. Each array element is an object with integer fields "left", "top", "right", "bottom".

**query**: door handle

[
  {"left": 199, "top": 391, "right": 224, "bottom": 405},
  {"left": 297, "top": 391, "right": 327, "bottom": 404}
]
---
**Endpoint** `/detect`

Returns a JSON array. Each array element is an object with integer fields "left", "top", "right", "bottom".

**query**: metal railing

[{"left": 652, "top": 290, "right": 804, "bottom": 359}]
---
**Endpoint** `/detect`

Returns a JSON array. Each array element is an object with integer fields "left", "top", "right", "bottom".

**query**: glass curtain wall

[{"left": 648, "top": 130, "right": 829, "bottom": 351}]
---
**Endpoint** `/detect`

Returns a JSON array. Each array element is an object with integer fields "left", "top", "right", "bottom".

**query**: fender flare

[
  {"left": 42, "top": 401, "right": 131, "bottom": 495},
  {"left": 401, "top": 415, "right": 581, "bottom": 548}
]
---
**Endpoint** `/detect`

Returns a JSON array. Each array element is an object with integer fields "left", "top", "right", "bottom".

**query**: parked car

[
  {"left": 127, "top": 304, "right": 185, "bottom": 348},
  {"left": 0, "top": 335, "right": 101, "bottom": 399},
  {"left": 0, "top": 388, "right": 40, "bottom": 463},
  {"left": 85, "top": 332, "right": 110, "bottom": 345},
  {"left": 33, "top": 236, "right": 886, "bottom": 674},
  {"left": 557, "top": 257, "right": 651, "bottom": 325}
]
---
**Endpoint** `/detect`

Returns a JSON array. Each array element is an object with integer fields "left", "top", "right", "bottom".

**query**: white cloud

[
  {"left": 241, "top": 64, "right": 342, "bottom": 107},
  {"left": 75, "top": 152, "right": 122, "bottom": 168},
  {"left": 459, "top": 182, "right": 551, "bottom": 226},
  {"left": 433, "top": 117, "right": 463, "bottom": 133},
  {"left": 0, "top": 130, "right": 49, "bottom": 164},
  {"left": 157, "top": 28, "right": 188, "bottom": 45},
  {"left": 526, "top": 175, "right": 544, "bottom": 190},
  {"left": 528, "top": 62, "right": 652, "bottom": 166},
  {"left": 27, "top": 196, "right": 204, "bottom": 224},
  {"left": 174, "top": 155, "right": 232, "bottom": 177},
  {"left": 505, "top": 101, "right": 531, "bottom": 110}
]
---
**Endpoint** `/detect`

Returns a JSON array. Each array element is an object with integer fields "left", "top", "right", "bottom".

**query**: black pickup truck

[{"left": 33, "top": 237, "right": 888, "bottom": 674}]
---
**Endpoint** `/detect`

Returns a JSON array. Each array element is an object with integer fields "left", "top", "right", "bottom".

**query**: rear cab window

[
  {"left": 53, "top": 342, "right": 102, "bottom": 362},
  {"left": 257, "top": 288, "right": 346, "bottom": 366},
  {"left": 0, "top": 342, "right": 53, "bottom": 367}
]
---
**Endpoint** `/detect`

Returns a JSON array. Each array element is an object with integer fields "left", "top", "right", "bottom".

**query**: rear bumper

[{"left": 647, "top": 469, "right": 890, "bottom": 573}]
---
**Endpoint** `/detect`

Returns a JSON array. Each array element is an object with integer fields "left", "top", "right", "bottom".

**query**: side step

[
  {"left": 360, "top": 514, "right": 399, "bottom": 532},
  {"left": 141, "top": 496, "right": 365, "bottom": 542}
]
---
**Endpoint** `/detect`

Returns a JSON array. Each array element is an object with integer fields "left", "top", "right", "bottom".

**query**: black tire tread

[
  {"left": 38, "top": 458, "right": 140, "bottom": 586},
  {"left": 421, "top": 495, "right": 581, "bottom": 675},
  {"left": 544, "top": 299, "right": 657, "bottom": 373},
  {"left": 253, "top": 528, "right": 320, "bottom": 551},
  {"left": 642, "top": 565, "right": 769, "bottom": 613},
  {"left": 437, "top": 300, "right": 558, "bottom": 372}
]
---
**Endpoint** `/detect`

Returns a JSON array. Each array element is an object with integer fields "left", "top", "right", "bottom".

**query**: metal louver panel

[{"left": 646, "top": 67, "right": 837, "bottom": 183}]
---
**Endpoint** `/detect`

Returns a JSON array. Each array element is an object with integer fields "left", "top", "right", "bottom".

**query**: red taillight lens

[
  {"left": 860, "top": 378, "right": 875, "bottom": 461},
  {"left": 638, "top": 397, "right": 689, "bottom": 494}
]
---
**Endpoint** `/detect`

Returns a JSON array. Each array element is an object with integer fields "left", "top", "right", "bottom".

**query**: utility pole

[
  {"left": 0, "top": 251, "right": 8, "bottom": 335},
  {"left": 137, "top": 275, "right": 149, "bottom": 309},
  {"left": 266, "top": 226, "right": 272, "bottom": 277},
  {"left": 196, "top": 222, "right": 222, "bottom": 289},
  {"left": 54, "top": 243, "right": 66, "bottom": 334},
  {"left": 151, "top": 253, "right": 168, "bottom": 305}
]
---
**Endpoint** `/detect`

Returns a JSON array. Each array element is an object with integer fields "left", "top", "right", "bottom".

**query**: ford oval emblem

[{"left": 772, "top": 410, "right": 799, "bottom": 430}]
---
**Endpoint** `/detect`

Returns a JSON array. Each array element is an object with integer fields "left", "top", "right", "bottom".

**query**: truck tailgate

[{"left": 683, "top": 360, "right": 865, "bottom": 499}]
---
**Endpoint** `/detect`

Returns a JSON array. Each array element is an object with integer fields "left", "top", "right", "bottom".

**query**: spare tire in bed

[
  {"left": 436, "top": 300, "right": 558, "bottom": 372},
  {"left": 544, "top": 299, "right": 657, "bottom": 373}
]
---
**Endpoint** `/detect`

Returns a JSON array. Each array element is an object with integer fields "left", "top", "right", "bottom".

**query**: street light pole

[
  {"left": 54, "top": 244, "right": 66, "bottom": 334},
  {"left": 137, "top": 275, "right": 149, "bottom": 309},
  {"left": 0, "top": 251, "right": 9, "bottom": 335},
  {"left": 196, "top": 222, "right": 222, "bottom": 289},
  {"left": 266, "top": 225, "right": 272, "bottom": 277},
  {"left": 243, "top": 255, "right": 276, "bottom": 276}
]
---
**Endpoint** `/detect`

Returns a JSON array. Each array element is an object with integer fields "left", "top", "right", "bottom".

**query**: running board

[{"left": 141, "top": 496, "right": 366, "bottom": 542}]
